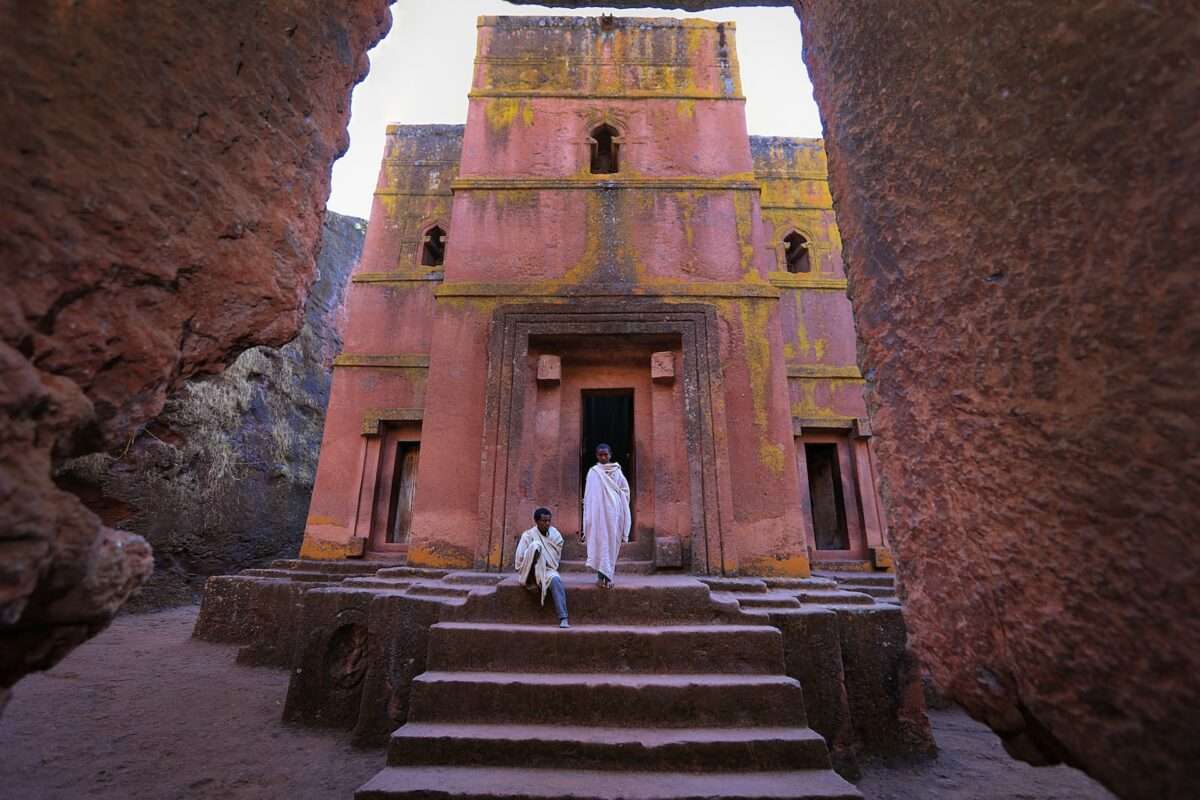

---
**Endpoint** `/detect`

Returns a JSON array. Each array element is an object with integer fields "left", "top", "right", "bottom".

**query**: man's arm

[{"left": 514, "top": 530, "right": 531, "bottom": 568}]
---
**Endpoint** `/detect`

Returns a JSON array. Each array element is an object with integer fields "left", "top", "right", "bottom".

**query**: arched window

[
  {"left": 589, "top": 124, "right": 620, "bottom": 174},
  {"left": 421, "top": 225, "right": 446, "bottom": 267},
  {"left": 783, "top": 231, "right": 812, "bottom": 274}
]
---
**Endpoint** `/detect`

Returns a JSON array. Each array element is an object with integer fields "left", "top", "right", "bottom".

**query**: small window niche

[
  {"left": 589, "top": 124, "right": 620, "bottom": 174},
  {"left": 783, "top": 231, "right": 812, "bottom": 274},
  {"left": 420, "top": 225, "right": 446, "bottom": 268}
]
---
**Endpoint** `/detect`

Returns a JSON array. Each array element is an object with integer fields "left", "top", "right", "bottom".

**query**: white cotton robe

[
  {"left": 514, "top": 525, "right": 564, "bottom": 606},
  {"left": 583, "top": 462, "right": 631, "bottom": 580}
]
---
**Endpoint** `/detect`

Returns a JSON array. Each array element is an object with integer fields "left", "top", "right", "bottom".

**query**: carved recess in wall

[{"left": 476, "top": 303, "right": 735, "bottom": 575}]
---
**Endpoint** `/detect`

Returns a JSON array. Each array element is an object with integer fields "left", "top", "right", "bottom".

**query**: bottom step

[{"left": 357, "top": 766, "right": 861, "bottom": 800}]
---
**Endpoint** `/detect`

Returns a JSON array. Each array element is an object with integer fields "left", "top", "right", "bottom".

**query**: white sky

[{"left": 327, "top": 1, "right": 820, "bottom": 218}]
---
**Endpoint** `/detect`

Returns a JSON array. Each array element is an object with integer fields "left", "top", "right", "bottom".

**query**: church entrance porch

[
  {"left": 515, "top": 333, "right": 682, "bottom": 574},
  {"left": 475, "top": 304, "right": 735, "bottom": 576}
]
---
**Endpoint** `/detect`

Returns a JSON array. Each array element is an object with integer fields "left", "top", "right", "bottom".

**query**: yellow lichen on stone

[
  {"left": 742, "top": 553, "right": 811, "bottom": 578},
  {"left": 485, "top": 98, "right": 534, "bottom": 132},
  {"left": 759, "top": 441, "right": 785, "bottom": 475}
]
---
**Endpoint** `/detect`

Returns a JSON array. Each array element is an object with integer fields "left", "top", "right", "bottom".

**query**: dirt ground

[{"left": 0, "top": 606, "right": 1114, "bottom": 800}]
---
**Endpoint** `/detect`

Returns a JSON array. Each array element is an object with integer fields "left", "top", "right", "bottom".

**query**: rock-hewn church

[{"left": 301, "top": 16, "right": 892, "bottom": 578}]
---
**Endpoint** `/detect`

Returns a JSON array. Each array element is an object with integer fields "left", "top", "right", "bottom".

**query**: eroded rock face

[
  {"left": 57, "top": 213, "right": 366, "bottom": 609},
  {"left": 1, "top": 2, "right": 389, "bottom": 698},
  {"left": 796, "top": 2, "right": 1200, "bottom": 798}
]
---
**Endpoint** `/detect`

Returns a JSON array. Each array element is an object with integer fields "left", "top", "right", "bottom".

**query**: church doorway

[{"left": 580, "top": 389, "right": 636, "bottom": 539}]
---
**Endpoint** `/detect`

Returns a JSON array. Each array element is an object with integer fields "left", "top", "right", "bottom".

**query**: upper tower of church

[{"left": 449, "top": 16, "right": 767, "bottom": 287}]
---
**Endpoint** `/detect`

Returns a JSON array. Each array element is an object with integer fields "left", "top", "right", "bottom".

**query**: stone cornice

[
  {"left": 332, "top": 354, "right": 430, "bottom": 369},
  {"left": 468, "top": 90, "right": 746, "bottom": 101},
  {"left": 434, "top": 281, "right": 780, "bottom": 300},
  {"left": 768, "top": 274, "right": 848, "bottom": 291},
  {"left": 352, "top": 271, "right": 444, "bottom": 284},
  {"left": 786, "top": 364, "right": 864, "bottom": 380},
  {"left": 362, "top": 407, "right": 424, "bottom": 436},
  {"left": 451, "top": 176, "right": 760, "bottom": 192},
  {"left": 373, "top": 189, "right": 454, "bottom": 197}
]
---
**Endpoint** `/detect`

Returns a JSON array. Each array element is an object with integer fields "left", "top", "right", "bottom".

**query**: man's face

[
  {"left": 535, "top": 513, "right": 552, "bottom": 534},
  {"left": 596, "top": 448, "right": 610, "bottom": 464}
]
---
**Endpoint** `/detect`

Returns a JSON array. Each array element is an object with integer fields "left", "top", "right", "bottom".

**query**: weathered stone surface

[
  {"left": 0, "top": 2, "right": 389, "bottom": 699},
  {"left": 57, "top": 213, "right": 366, "bottom": 609},
  {"left": 797, "top": 2, "right": 1200, "bottom": 797}
]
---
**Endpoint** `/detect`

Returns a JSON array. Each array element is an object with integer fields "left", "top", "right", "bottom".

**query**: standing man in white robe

[
  {"left": 582, "top": 443, "right": 631, "bottom": 587},
  {"left": 514, "top": 507, "right": 570, "bottom": 628}
]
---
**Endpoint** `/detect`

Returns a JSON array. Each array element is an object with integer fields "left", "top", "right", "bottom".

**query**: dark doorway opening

[
  {"left": 589, "top": 124, "right": 620, "bottom": 174},
  {"left": 784, "top": 230, "right": 811, "bottom": 273},
  {"left": 421, "top": 225, "right": 446, "bottom": 267},
  {"left": 805, "top": 443, "right": 848, "bottom": 550},
  {"left": 581, "top": 389, "right": 635, "bottom": 537},
  {"left": 386, "top": 442, "right": 420, "bottom": 543}
]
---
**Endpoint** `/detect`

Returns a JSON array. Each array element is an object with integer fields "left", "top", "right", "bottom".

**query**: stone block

[
  {"left": 653, "top": 535, "right": 683, "bottom": 568},
  {"left": 536, "top": 354, "right": 561, "bottom": 384},
  {"left": 650, "top": 351, "right": 675, "bottom": 383},
  {"left": 835, "top": 605, "right": 935, "bottom": 760},
  {"left": 767, "top": 607, "right": 857, "bottom": 778},
  {"left": 352, "top": 593, "right": 453, "bottom": 747},
  {"left": 193, "top": 575, "right": 337, "bottom": 669},
  {"left": 870, "top": 546, "right": 894, "bottom": 571},
  {"left": 236, "top": 579, "right": 339, "bottom": 668},
  {"left": 283, "top": 587, "right": 381, "bottom": 730}
]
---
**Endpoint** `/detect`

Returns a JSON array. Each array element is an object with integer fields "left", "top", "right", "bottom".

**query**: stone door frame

[{"left": 475, "top": 302, "right": 737, "bottom": 574}]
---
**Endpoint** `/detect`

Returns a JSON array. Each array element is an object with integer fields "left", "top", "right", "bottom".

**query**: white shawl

[
  {"left": 583, "top": 462, "right": 631, "bottom": 580},
  {"left": 514, "top": 526, "right": 563, "bottom": 606}
]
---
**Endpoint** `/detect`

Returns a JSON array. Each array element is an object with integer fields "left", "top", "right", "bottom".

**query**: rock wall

[
  {"left": 0, "top": 2, "right": 390, "bottom": 705},
  {"left": 796, "top": 2, "right": 1200, "bottom": 798},
  {"left": 58, "top": 213, "right": 366, "bottom": 609}
]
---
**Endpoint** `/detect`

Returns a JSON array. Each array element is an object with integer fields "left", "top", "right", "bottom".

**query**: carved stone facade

[{"left": 301, "top": 17, "right": 890, "bottom": 576}]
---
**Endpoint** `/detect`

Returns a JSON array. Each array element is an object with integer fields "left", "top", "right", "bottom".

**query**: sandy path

[{"left": 0, "top": 606, "right": 1113, "bottom": 799}]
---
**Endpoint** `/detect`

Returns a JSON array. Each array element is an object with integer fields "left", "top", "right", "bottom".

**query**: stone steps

[
  {"left": 453, "top": 577, "right": 735, "bottom": 625},
  {"left": 837, "top": 585, "right": 894, "bottom": 599},
  {"left": 790, "top": 589, "right": 876, "bottom": 606},
  {"left": 700, "top": 576, "right": 769, "bottom": 593},
  {"left": 342, "top": 577, "right": 416, "bottom": 590},
  {"left": 559, "top": 559, "right": 656, "bottom": 575},
  {"left": 377, "top": 566, "right": 452, "bottom": 579},
  {"left": 240, "top": 568, "right": 332, "bottom": 582},
  {"left": 355, "top": 575, "right": 859, "bottom": 800},
  {"left": 269, "top": 559, "right": 395, "bottom": 575},
  {"left": 815, "top": 573, "right": 894, "bottom": 587},
  {"left": 405, "top": 584, "right": 478, "bottom": 599},
  {"left": 732, "top": 593, "right": 803, "bottom": 610},
  {"left": 387, "top": 723, "right": 832, "bottom": 771},
  {"left": 810, "top": 561, "right": 874, "bottom": 573},
  {"left": 426, "top": 622, "right": 784, "bottom": 674},
  {"left": 409, "top": 671, "right": 807, "bottom": 728},
  {"left": 357, "top": 766, "right": 861, "bottom": 800}
]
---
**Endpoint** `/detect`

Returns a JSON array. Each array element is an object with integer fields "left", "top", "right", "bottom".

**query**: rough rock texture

[
  {"left": 57, "top": 213, "right": 366, "bottom": 609},
  {"left": 796, "top": 2, "right": 1200, "bottom": 798},
  {"left": 0, "top": 2, "right": 390, "bottom": 702}
]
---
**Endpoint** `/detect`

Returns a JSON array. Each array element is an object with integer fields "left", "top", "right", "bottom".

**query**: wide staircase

[{"left": 356, "top": 575, "right": 861, "bottom": 800}]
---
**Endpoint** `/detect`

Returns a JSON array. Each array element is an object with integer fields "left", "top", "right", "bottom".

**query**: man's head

[
  {"left": 596, "top": 443, "right": 612, "bottom": 464},
  {"left": 533, "top": 507, "right": 552, "bottom": 534}
]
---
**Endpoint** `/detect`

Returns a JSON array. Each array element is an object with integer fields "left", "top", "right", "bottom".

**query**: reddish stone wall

[
  {"left": 0, "top": 1, "right": 390, "bottom": 702},
  {"left": 797, "top": 2, "right": 1200, "bottom": 797}
]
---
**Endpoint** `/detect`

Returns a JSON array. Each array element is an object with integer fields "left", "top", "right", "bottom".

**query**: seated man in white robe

[
  {"left": 582, "top": 443, "right": 631, "bottom": 588},
  {"left": 514, "top": 507, "right": 569, "bottom": 628}
]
